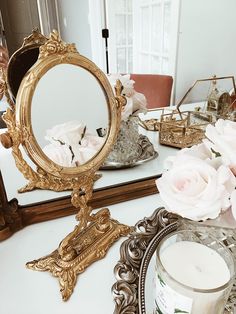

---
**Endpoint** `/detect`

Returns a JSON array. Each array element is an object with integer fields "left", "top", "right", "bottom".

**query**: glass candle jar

[{"left": 154, "top": 230, "right": 235, "bottom": 314}]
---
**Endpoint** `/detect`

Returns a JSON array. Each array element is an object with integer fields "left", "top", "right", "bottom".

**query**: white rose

[
  {"left": 231, "top": 189, "right": 236, "bottom": 221},
  {"left": 43, "top": 143, "right": 75, "bottom": 167},
  {"left": 107, "top": 73, "right": 147, "bottom": 120},
  {"left": 121, "top": 97, "right": 134, "bottom": 120},
  {"left": 107, "top": 73, "right": 135, "bottom": 97},
  {"left": 73, "top": 134, "right": 105, "bottom": 165},
  {"left": 156, "top": 154, "right": 236, "bottom": 221},
  {"left": 204, "top": 119, "right": 236, "bottom": 175},
  {"left": 132, "top": 92, "right": 147, "bottom": 115},
  {"left": 164, "top": 142, "right": 225, "bottom": 172},
  {"left": 45, "top": 120, "right": 86, "bottom": 146},
  {"left": 164, "top": 143, "right": 213, "bottom": 170}
]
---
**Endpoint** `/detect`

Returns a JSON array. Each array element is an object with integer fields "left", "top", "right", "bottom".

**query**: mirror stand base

[{"left": 26, "top": 209, "right": 132, "bottom": 301}]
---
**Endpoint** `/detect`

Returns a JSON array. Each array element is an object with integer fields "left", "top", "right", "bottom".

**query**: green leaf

[
  {"left": 157, "top": 274, "right": 166, "bottom": 287},
  {"left": 174, "top": 308, "right": 189, "bottom": 313},
  {"left": 155, "top": 300, "right": 164, "bottom": 314},
  {"left": 210, "top": 147, "right": 221, "bottom": 158}
]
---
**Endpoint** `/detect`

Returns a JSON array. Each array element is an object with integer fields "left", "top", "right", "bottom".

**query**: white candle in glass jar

[
  {"left": 161, "top": 241, "right": 230, "bottom": 289},
  {"left": 155, "top": 241, "right": 232, "bottom": 314}
]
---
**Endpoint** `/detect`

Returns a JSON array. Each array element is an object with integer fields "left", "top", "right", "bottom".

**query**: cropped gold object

[
  {"left": 1, "top": 30, "right": 131, "bottom": 301},
  {"left": 159, "top": 76, "right": 236, "bottom": 148},
  {"left": 159, "top": 110, "right": 211, "bottom": 148}
]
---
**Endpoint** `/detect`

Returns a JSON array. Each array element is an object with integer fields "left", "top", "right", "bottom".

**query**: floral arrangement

[
  {"left": 43, "top": 120, "right": 105, "bottom": 167},
  {"left": 107, "top": 74, "right": 147, "bottom": 120},
  {"left": 156, "top": 119, "right": 236, "bottom": 221},
  {"left": 103, "top": 74, "right": 157, "bottom": 167}
]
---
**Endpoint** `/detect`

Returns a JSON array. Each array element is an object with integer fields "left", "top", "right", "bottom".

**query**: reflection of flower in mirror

[
  {"left": 45, "top": 120, "right": 86, "bottom": 147},
  {"left": 43, "top": 143, "right": 74, "bottom": 167},
  {"left": 43, "top": 121, "right": 105, "bottom": 167},
  {"left": 107, "top": 74, "right": 147, "bottom": 120}
]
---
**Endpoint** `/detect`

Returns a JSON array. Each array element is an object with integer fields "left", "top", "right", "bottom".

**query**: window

[
  {"left": 107, "top": 0, "right": 133, "bottom": 73},
  {"left": 133, "top": 0, "right": 172, "bottom": 74},
  {"left": 89, "top": 0, "right": 179, "bottom": 75}
]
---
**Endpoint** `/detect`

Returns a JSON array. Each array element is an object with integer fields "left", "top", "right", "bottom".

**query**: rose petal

[{"left": 231, "top": 189, "right": 236, "bottom": 221}]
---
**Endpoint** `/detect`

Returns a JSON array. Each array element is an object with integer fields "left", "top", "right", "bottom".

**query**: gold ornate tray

[{"left": 112, "top": 208, "right": 236, "bottom": 313}]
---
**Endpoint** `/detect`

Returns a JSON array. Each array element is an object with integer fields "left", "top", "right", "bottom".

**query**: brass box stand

[{"left": 26, "top": 207, "right": 131, "bottom": 301}]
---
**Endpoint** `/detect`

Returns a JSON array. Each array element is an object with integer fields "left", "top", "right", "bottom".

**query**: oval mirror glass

[{"left": 31, "top": 63, "right": 108, "bottom": 167}]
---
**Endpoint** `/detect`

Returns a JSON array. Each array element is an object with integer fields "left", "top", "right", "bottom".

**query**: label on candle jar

[{"left": 155, "top": 274, "right": 192, "bottom": 314}]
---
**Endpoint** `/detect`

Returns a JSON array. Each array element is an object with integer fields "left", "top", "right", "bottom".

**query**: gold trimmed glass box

[
  {"left": 159, "top": 75, "right": 236, "bottom": 148},
  {"left": 159, "top": 110, "right": 215, "bottom": 148}
]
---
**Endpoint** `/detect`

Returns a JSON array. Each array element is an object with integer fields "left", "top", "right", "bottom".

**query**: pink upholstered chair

[{"left": 130, "top": 74, "right": 173, "bottom": 109}]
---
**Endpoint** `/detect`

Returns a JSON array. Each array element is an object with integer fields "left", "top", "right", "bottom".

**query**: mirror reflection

[{"left": 31, "top": 63, "right": 108, "bottom": 167}]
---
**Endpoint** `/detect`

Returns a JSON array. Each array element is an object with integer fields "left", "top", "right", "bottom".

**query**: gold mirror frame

[
  {"left": 15, "top": 34, "right": 118, "bottom": 182},
  {"left": 0, "top": 28, "right": 158, "bottom": 243},
  {"left": 2, "top": 30, "right": 132, "bottom": 301},
  {"left": 14, "top": 31, "right": 118, "bottom": 186}
]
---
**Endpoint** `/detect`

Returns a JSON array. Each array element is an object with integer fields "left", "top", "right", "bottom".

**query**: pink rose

[
  {"left": 204, "top": 119, "right": 236, "bottom": 175},
  {"left": 156, "top": 154, "right": 236, "bottom": 221},
  {"left": 164, "top": 142, "right": 224, "bottom": 171},
  {"left": 107, "top": 73, "right": 147, "bottom": 120},
  {"left": 45, "top": 120, "right": 86, "bottom": 146},
  {"left": 43, "top": 143, "right": 75, "bottom": 167},
  {"left": 231, "top": 189, "right": 236, "bottom": 221}
]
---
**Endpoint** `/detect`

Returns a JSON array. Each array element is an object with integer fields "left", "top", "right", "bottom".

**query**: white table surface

[{"left": 0, "top": 193, "right": 164, "bottom": 314}]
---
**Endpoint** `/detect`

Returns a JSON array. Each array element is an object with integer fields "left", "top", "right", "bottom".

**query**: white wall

[
  {"left": 56, "top": 0, "right": 92, "bottom": 58},
  {"left": 42, "top": 0, "right": 236, "bottom": 104},
  {"left": 174, "top": 0, "right": 236, "bottom": 104}
]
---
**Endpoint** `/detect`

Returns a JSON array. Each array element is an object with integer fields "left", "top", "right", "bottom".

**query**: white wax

[{"left": 160, "top": 241, "right": 230, "bottom": 290}]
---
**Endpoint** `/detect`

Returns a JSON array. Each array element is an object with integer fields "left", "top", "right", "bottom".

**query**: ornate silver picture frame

[{"left": 112, "top": 208, "right": 236, "bottom": 314}]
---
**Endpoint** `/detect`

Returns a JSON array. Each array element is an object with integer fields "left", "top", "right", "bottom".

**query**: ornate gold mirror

[{"left": 1, "top": 30, "right": 131, "bottom": 301}]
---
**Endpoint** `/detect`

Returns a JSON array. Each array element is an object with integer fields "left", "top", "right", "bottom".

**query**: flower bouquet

[
  {"left": 102, "top": 74, "right": 158, "bottom": 169},
  {"left": 156, "top": 118, "right": 236, "bottom": 223}
]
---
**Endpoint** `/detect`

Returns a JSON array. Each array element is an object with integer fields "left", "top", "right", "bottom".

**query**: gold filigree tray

[
  {"left": 112, "top": 208, "right": 236, "bottom": 313},
  {"left": 138, "top": 108, "right": 173, "bottom": 132}
]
